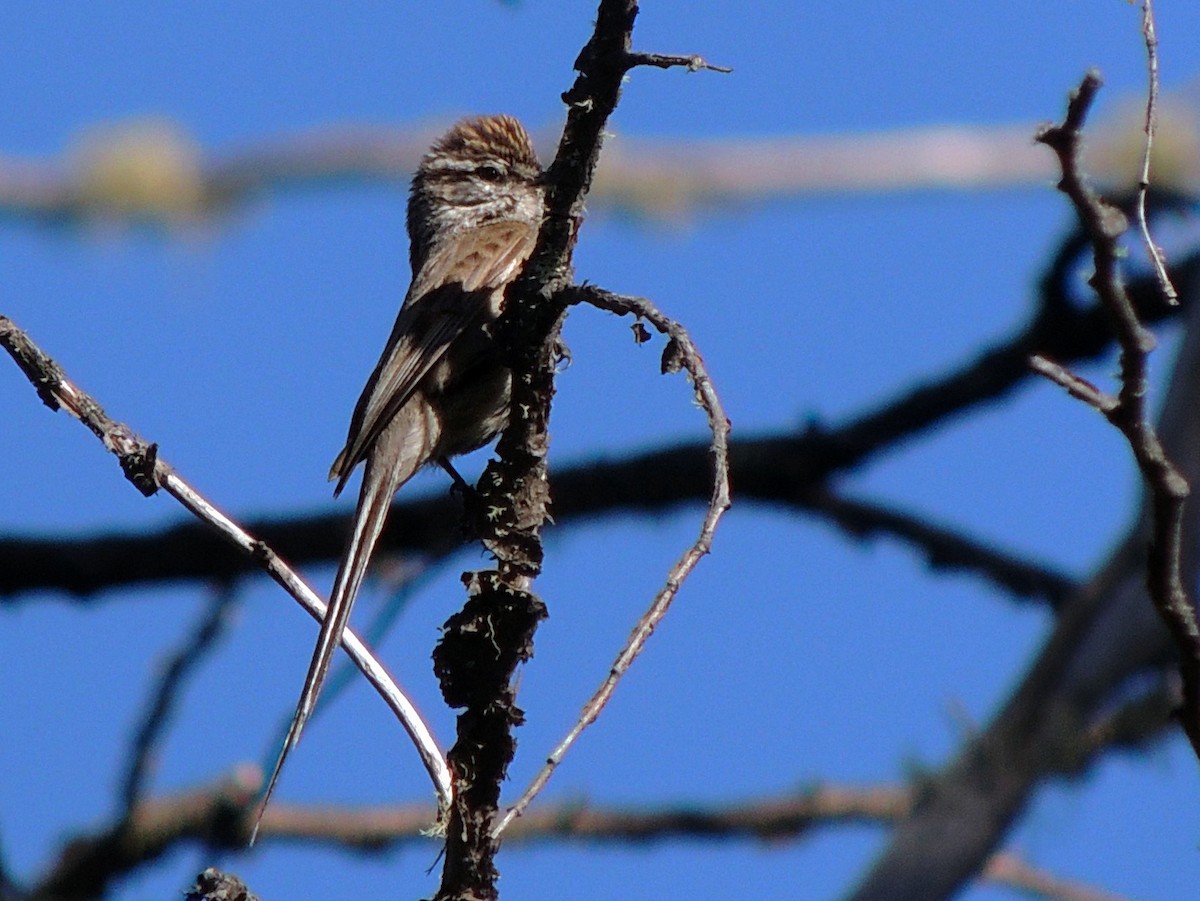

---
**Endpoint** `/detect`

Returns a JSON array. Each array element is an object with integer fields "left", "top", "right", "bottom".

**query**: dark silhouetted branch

[{"left": 1034, "top": 71, "right": 1200, "bottom": 758}]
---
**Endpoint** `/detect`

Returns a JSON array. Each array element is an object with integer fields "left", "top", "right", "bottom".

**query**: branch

[
  {"left": 17, "top": 227, "right": 1192, "bottom": 605},
  {"left": 0, "top": 121, "right": 1063, "bottom": 228},
  {"left": 428, "top": 4, "right": 729, "bottom": 895},
  {"left": 982, "top": 853, "right": 1129, "bottom": 901},
  {"left": 0, "top": 314, "right": 452, "bottom": 818},
  {"left": 119, "top": 589, "right": 237, "bottom": 819},
  {"left": 494, "top": 285, "right": 731, "bottom": 834},
  {"left": 847, "top": 69, "right": 1200, "bottom": 901},
  {"left": 797, "top": 487, "right": 1076, "bottom": 606},
  {"left": 29, "top": 779, "right": 1130, "bottom": 901},
  {"left": 1034, "top": 71, "right": 1200, "bottom": 758},
  {"left": 27, "top": 776, "right": 258, "bottom": 901}
]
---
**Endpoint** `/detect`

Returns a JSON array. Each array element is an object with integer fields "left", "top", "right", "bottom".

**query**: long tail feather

[{"left": 251, "top": 420, "right": 427, "bottom": 843}]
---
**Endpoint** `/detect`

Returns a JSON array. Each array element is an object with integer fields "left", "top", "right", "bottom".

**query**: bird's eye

[{"left": 476, "top": 163, "right": 506, "bottom": 183}]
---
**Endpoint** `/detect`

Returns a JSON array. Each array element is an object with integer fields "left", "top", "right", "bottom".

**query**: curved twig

[
  {"left": 1132, "top": 0, "right": 1177, "bottom": 305},
  {"left": 494, "top": 285, "right": 732, "bottom": 836}
]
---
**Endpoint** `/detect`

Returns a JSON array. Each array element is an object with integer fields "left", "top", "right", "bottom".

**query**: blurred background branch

[{"left": 3, "top": 93, "right": 1199, "bottom": 228}]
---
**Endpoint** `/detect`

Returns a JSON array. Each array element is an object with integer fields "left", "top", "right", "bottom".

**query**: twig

[
  {"left": 1028, "top": 355, "right": 1117, "bottom": 414},
  {"left": 119, "top": 588, "right": 238, "bottom": 819},
  {"left": 623, "top": 51, "right": 731, "bottom": 73},
  {"left": 1034, "top": 73, "right": 1200, "bottom": 760},
  {"left": 1133, "top": 0, "right": 1177, "bottom": 305},
  {"left": 494, "top": 285, "right": 732, "bottom": 836},
  {"left": 0, "top": 314, "right": 452, "bottom": 816},
  {"left": 982, "top": 853, "right": 1130, "bottom": 901}
]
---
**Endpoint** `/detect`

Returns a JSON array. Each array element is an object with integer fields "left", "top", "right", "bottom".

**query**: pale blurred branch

[
  {"left": 2, "top": 100, "right": 1198, "bottom": 227},
  {"left": 981, "top": 853, "right": 1130, "bottom": 901},
  {"left": 28, "top": 779, "right": 1130, "bottom": 901}
]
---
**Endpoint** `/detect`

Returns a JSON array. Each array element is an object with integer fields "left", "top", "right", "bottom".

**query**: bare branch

[
  {"left": 1035, "top": 73, "right": 1200, "bottom": 759},
  {"left": 622, "top": 51, "right": 731, "bottom": 73},
  {"left": 13, "top": 235, "right": 1192, "bottom": 606},
  {"left": 28, "top": 775, "right": 258, "bottom": 901},
  {"left": 0, "top": 314, "right": 452, "bottom": 817},
  {"left": 798, "top": 487, "right": 1077, "bottom": 606},
  {"left": 33, "top": 779, "right": 1131, "bottom": 901},
  {"left": 119, "top": 589, "right": 237, "bottom": 819},
  {"left": 1029, "top": 354, "right": 1118, "bottom": 414},
  {"left": 427, "top": 4, "right": 731, "bottom": 893},
  {"left": 494, "top": 285, "right": 732, "bottom": 835},
  {"left": 848, "top": 70, "right": 1200, "bottom": 901}
]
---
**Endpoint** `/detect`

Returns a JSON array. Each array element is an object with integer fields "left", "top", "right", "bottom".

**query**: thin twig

[
  {"left": 982, "top": 853, "right": 1130, "bottom": 901},
  {"left": 1034, "top": 74, "right": 1200, "bottom": 759},
  {"left": 1028, "top": 354, "right": 1118, "bottom": 414},
  {"left": 0, "top": 314, "right": 452, "bottom": 817},
  {"left": 119, "top": 588, "right": 238, "bottom": 819},
  {"left": 623, "top": 51, "right": 732, "bottom": 74},
  {"left": 1133, "top": 0, "right": 1177, "bottom": 305},
  {"left": 494, "top": 285, "right": 732, "bottom": 836}
]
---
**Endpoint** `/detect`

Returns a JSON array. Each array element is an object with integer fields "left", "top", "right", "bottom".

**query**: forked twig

[
  {"left": 493, "top": 285, "right": 732, "bottom": 836},
  {"left": 1032, "top": 73, "right": 1200, "bottom": 759},
  {"left": 0, "top": 314, "right": 452, "bottom": 819}
]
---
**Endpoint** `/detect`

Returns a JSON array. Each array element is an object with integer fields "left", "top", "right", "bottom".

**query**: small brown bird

[{"left": 255, "top": 115, "right": 544, "bottom": 832}]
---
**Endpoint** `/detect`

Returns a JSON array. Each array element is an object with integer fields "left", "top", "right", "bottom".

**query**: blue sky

[{"left": 2, "top": 3, "right": 1199, "bottom": 900}]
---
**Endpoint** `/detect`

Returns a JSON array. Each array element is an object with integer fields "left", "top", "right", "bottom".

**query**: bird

[{"left": 253, "top": 115, "right": 544, "bottom": 839}]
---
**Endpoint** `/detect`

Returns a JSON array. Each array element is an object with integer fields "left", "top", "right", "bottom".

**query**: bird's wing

[{"left": 329, "top": 218, "right": 537, "bottom": 493}]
